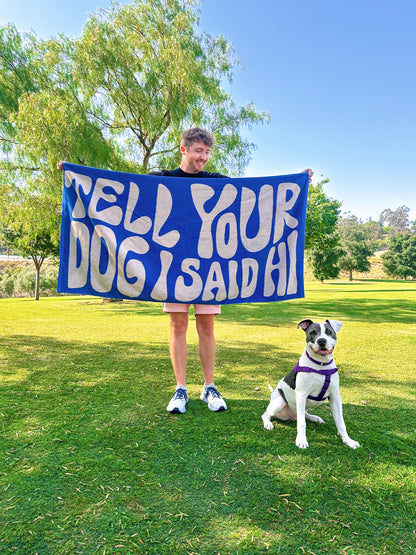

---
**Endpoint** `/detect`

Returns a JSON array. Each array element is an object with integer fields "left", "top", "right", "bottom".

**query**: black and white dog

[{"left": 262, "top": 319, "right": 360, "bottom": 449}]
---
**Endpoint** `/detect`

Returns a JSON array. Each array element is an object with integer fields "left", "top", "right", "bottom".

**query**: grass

[{"left": 1, "top": 280, "right": 415, "bottom": 554}]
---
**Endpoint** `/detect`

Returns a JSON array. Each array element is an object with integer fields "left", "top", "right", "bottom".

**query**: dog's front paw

[
  {"left": 296, "top": 435, "right": 309, "bottom": 449},
  {"left": 262, "top": 415, "right": 275, "bottom": 431},
  {"left": 344, "top": 438, "right": 360, "bottom": 449}
]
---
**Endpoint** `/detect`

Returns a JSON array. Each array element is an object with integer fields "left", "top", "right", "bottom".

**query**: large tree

[
  {"left": 379, "top": 205, "right": 411, "bottom": 234},
  {"left": 0, "top": 0, "right": 268, "bottom": 297},
  {"left": 71, "top": 0, "right": 268, "bottom": 175},
  {"left": 382, "top": 232, "right": 416, "bottom": 280},
  {"left": 304, "top": 179, "right": 342, "bottom": 281},
  {"left": 337, "top": 215, "right": 377, "bottom": 280},
  {"left": 304, "top": 179, "right": 341, "bottom": 250},
  {"left": 309, "top": 234, "right": 342, "bottom": 283}
]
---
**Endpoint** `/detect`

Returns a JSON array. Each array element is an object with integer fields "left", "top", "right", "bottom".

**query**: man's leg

[
  {"left": 195, "top": 314, "right": 216, "bottom": 385},
  {"left": 196, "top": 311, "right": 227, "bottom": 412},
  {"left": 164, "top": 305, "right": 190, "bottom": 414},
  {"left": 169, "top": 312, "right": 189, "bottom": 386}
]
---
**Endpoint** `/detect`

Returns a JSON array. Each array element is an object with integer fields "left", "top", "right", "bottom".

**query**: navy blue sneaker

[
  {"left": 200, "top": 385, "right": 227, "bottom": 412},
  {"left": 166, "top": 387, "right": 188, "bottom": 414}
]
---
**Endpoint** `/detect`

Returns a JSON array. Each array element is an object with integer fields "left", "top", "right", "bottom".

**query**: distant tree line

[{"left": 309, "top": 204, "right": 416, "bottom": 282}]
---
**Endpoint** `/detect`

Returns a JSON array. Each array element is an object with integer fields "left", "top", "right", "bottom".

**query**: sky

[{"left": 1, "top": 0, "right": 415, "bottom": 223}]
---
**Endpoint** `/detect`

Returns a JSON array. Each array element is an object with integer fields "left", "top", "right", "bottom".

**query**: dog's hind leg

[
  {"left": 305, "top": 411, "right": 325, "bottom": 424},
  {"left": 262, "top": 391, "right": 291, "bottom": 431}
]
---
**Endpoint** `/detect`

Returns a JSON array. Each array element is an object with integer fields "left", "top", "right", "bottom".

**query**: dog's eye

[{"left": 325, "top": 329, "right": 335, "bottom": 338}]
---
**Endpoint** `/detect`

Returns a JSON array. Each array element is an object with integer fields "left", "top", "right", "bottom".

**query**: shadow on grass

[
  {"left": 218, "top": 296, "right": 416, "bottom": 326},
  {"left": 1, "top": 329, "right": 415, "bottom": 553}
]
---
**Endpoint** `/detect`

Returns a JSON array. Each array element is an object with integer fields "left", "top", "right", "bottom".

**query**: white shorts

[{"left": 163, "top": 303, "right": 221, "bottom": 315}]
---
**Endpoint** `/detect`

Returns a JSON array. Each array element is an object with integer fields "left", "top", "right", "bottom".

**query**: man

[
  {"left": 58, "top": 128, "right": 313, "bottom": 416},
  {"left": 149, "top": 128, "right": 228, "bottom": 415},
  {"left": 151, "top": 128, "right": 313, "bottom": 415},
  {"left": 56, "top": 128, "right": 227, "bottom": 415}
]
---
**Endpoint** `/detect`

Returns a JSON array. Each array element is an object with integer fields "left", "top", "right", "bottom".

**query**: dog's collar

[{"left": 305, "top": 350, "right": 334, "bottom": 367}]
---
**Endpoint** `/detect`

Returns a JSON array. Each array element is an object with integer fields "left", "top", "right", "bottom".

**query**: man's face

[{"left": 180, "top": 141, "right": 211, "bottom": 173}]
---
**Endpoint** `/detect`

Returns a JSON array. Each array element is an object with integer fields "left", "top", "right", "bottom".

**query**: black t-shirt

[{"left": 148, "top": 167, "right": 227, "bottom": 179}]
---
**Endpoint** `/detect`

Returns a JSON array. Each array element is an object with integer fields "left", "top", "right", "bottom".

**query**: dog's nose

[{"left": 317, "top": 338, "right": 327, "bottom": 348}]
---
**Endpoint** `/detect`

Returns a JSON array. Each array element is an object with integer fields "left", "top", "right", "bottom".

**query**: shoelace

[
  {"left": 174, "top": 388, "right": 187, "bottom": 400},
  {"left": 205, "top": 387, "right": 221, "bottom": 399}
]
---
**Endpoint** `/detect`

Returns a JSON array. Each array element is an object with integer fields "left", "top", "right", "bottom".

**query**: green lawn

[{"left": 1, "top": 280, "right": 415, "bottom": 554}]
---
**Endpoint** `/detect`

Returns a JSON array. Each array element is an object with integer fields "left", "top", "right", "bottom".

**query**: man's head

[
  {"left": 180, "top": 127, "right": 214, "bottom": 174},
  {"left": 181, "top": 128, "right": 214, "bottom": 149}
]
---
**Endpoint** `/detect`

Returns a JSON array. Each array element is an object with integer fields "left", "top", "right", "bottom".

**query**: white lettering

[
  {"left": 286, "top": 230, "right": 298, "bottom": 294},
  {"left": 264, "top": 243, "right": 287, "bottom": 297},
  {"left": 152, "top": 184, "right": 180, "bottom": 248},
  {"left": 124, "top": 182, "right": 152, "bottom": 235},
  {"left": 202, "top": 261, "right": 227, "bottom": 302},
  {"left": 90, "top": 225, "right": 117, "bottom": 293},
  {"left": 241, "top": 258, "right": 258, "bottom": 298},
  {"left": 117, "top": 236, "right": 149, "bottom": 297},
  {"left": 240, "top": 185, "right": 274, "bottom": 252},
  {"left": 273, "top": 182, "right": 300, "bottom": 243},
  {"left": 151, "top": 250, "right": 173, "bottom": 301},
  {"left": 227, "top": 260, "right": 239, "bottom": 300},
  {"left": 65, "top": 171, "right": 92, "bottom": 219},
  {"left": 216, "top": 212, "right": 238, "bottom": 259},
  {"left": 175, "top": 258, "right": 203, "bottom": 302},
  {"left": 88, "top": 178, "right": 124, "bottom": 225},
  {"left": 191, "top": 183, "right": 237, "bottom": 258},
  {"left": 68, "top": 220, "right": 90, "bottom": 288}
]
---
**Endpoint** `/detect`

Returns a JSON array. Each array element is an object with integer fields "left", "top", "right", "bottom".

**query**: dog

[{"left": 261, "top": 319, "right": 360, "bottom": 449}]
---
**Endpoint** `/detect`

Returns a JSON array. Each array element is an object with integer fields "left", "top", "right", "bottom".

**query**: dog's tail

[{"left": 268, "top": 384, "right": 274, "bottom": 393}]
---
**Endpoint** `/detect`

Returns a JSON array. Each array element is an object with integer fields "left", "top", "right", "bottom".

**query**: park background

[{"left": 0, "top": 1, "right": 415, "bottom": 553}]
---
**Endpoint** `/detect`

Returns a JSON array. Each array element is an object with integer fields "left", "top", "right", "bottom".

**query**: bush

[{"left": 0, "top": 263, "right": 59, "bottom": 297}]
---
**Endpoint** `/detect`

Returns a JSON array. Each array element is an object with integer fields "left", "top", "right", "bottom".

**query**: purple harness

[{"left": 293, "top": 351, "right": 338, "bottom": 401}]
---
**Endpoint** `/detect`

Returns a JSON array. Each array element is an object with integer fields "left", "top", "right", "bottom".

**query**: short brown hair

[{"left": 181, "top": 127, "right": 214, "bottom": 148}]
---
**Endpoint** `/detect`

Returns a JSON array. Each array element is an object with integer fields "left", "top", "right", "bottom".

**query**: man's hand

[
  {"left": 302, "top": 168, "right": 313, "bottom": 183},
  {"left": 57, "top": 160, "right": 64, "bottom": 171}
]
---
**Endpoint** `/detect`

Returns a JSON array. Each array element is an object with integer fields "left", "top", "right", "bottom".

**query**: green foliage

[
  {"left": 0, "top": 282, "right": 415, "bottom": 553},
  {"left": 309, "top": 233, "right": 342, "bottom": 282},
  {"left": 1, "top": 2, "right": 269, "bottom": 300},
  {"left": 0, "top": 267, "right": 15, "bottom": 296},
  {"left": 338, "top": 215, "right": 377, "bottom": 280},
  {"left": 71, "top": 0, "right": 268, "bottom": 175},
  {"left": 382, "top": 232, "right": 416, "bottom": 279},
  {"left": 304, "top": 179, "right": 343, "bottom": 281},
  {"left": 0, "top": 263, "right": 58, "bottom": 297},
  {"left": 379, "top": 205, "right": 411, "bottom": 232},
  {"left": 305, "top": 179, "right": 341, "bottom": 250}
]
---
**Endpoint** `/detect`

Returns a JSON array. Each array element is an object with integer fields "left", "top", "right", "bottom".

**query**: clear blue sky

[{"left": 1, "top": 0, "right": 415, "bottom": 222}]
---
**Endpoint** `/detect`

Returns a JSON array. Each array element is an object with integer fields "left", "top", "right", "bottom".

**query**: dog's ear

[
  {"left": 326, "top": 319, "right": 343, "bottom": 333},
  {"left": 297, "top": 319, "right": 314, "bottom": 331}
]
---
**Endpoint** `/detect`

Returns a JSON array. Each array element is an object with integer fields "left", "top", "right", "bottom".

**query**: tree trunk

[{"left": 31, "top": 255, "right": 45, "bottom": 300}]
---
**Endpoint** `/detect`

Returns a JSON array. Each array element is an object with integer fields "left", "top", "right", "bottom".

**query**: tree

[
  {"left": 1, "top": 1, "right": 269, "bottom": 298},
  {"left": 309, "top": 233, "right": 342, "bottom": 282},
  {"left": 379, "top": 205, "right": 411, "bottom": 234},
  {"left": 304, "top": 179, "right": 341, "bottom": 250},
  {"left": 382, "top": 233, "right": 416, "bottom": 280},
  {"left": 0, "top": 196, "right": 60, "bottom": 299},
  {"left": 0, "top": 24, "right": 118, "bottom": 299},
  {"left": 304, "top": 179, "right": 342, "bottom": 281},
  {"left": 337, "top": 215, "right": 377, "bottom": 280},
  {"left": 71, "top": 0, "right": 268, "bottom": 175}
]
